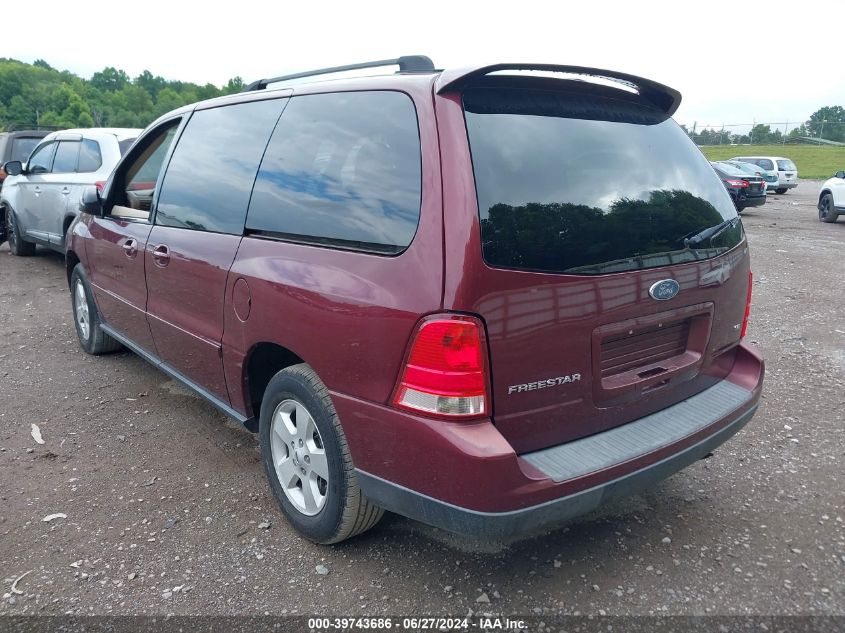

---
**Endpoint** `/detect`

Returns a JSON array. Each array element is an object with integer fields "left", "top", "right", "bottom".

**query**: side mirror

[
  {"left": 835, "top": 171, "right": 845, "bottom": 179},
  {"left": 79, "top": 186, "right": 103, "bottom": 217},
  {"left": 3, "top": 160, "right": 23, "bottom": 177}
]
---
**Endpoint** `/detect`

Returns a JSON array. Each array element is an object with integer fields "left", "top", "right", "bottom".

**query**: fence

[{"left": 679, "top": 120, "right": 845, "bottom": 146}]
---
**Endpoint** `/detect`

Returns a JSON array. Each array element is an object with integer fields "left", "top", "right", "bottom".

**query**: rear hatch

[
  {"left": 451, "top": 84, "right": 751, "bottom": 454},
  {"left": 777, "top": 158, "right": 798, "bottom": 184}
]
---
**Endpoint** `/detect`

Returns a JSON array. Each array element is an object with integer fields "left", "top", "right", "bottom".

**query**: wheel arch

[
  {"left": 819, "top": 188, "right": 832, "bottom": 203},
  {"left": 66, "top": 249, "right": 81, "bottom": 289},
  {"left": 243, "top": 342, "right": 306, "bottom": 428}
]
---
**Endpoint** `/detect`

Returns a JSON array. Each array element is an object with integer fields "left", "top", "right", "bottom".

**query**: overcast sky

[{"left": 6, "top": 0, "right": 842, "bottom": 131}]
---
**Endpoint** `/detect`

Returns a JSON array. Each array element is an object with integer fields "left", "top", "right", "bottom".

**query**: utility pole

[{"left": 819, "top": 120, "right": 827, "bottom": 144}]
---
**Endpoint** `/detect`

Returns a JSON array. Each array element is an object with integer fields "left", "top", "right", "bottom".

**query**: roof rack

[{"left": 243, "top": 55, "right": 435, "bottom": 92}]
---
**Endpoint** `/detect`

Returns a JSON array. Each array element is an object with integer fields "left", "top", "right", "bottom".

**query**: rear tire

[
  {"left": 819, "top": 193, "right": 839, "bottom": 223},
  {"left": 70, "top": 264, "right": 123, "bottom": 355},
  {"left": 775, "top": 188, "right": 787, "bottom": 194},
  {"left": 6, "top": 208, "right": 36, "bottom": 256},
  {"left": 259, "top": 364, "right": 383, "bottom": 543}
]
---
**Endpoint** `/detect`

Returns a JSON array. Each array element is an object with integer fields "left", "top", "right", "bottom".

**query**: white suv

[
  {"left": 818, "top": 170, "right": 845, "bottom": 223},
  {"left": 1, "top": 128, "right": 140, "bottom": 255},
  {"left": 729, "top": 155, "right": 798, "bottom": 194}
]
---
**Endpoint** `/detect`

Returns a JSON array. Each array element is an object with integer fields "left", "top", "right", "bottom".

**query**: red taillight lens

[
  {"left": 726, "top": 179, "right": 749, "bottom": 188},
  {"left": 393, "top": 315, "right": 489, "bottom": 418},
  {"left": 741, "top": 271, "right": 752, "bottom": 339},
  {"left": 95, "top": 181, "right": 106, "bottom": 193}
]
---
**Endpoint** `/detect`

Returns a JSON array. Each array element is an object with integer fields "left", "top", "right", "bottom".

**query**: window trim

[{"left": 242, "top": 88, "right": 423, "bottom": 256}]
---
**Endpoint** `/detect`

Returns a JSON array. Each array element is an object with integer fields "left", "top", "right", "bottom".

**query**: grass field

[{"left": 699, "top": 144, "right": 845, "bottom": 180}]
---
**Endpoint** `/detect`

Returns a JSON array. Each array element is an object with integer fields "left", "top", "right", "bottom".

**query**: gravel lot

[{"left": 0, "top": 181, "right": 843, "bottom": 618}]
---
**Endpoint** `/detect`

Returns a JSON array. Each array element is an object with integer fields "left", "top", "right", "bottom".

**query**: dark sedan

[{"left": 711, "top": 161, "right": 766, "bottom": 212}]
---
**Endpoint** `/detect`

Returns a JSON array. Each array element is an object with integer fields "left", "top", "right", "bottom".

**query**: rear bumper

[
  {"left": 337, "top": 343, "right": 763, "bottom": 539},
  {"left": 358, "top": 402, "right": 757, "bottom": 539},
  {"left": 739, "top": 194, "right": 767, "bottom": 208},
  {"left": 771, "top": 182, "right": 797, "bottom": 190}
]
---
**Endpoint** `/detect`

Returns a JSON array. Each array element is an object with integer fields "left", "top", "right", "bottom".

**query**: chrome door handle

[
  {"left": 152, "top": 244, "right": 170, "bottom": 267},
  {"left": 121, "top": 238, "right": 138, "bottom": 258}
]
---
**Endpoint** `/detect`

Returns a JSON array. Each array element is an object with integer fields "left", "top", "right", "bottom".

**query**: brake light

[
  {"left": 95, "top": 181, "right": 106, "bottom": 193},
  {"left": 393, "top": 315, "right": 489, "bottom": 418},
  {"left": 726, "top": 179, "right": 749, "bottom": 188},
  {"left": 741, "top": 271, "right": 752, "bottom": 339}
]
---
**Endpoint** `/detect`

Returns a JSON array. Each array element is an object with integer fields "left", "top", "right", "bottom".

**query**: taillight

[
  {"left": 726, "top": 179, "right": 749, "bottom": 188},
  {"left": 741, "top": 271, "right": 752, "bottom": 339},
  {"left": 393, "top": 315, "right": 489, "bottom": 418},
  {"left": 95, "top": 181, "right": 106, "bottom": 193}
]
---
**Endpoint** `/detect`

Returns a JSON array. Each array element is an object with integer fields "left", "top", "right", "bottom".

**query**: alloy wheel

[
  {"left": 74, "top": 280, "right": 90, "bottom": 341},
  {"left": 269, "top": 399, "right": 329, "bottom": 516}
]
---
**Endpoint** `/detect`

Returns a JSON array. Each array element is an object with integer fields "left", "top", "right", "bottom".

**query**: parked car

[
  {"left": 1, "top": 128, "right": 140, "bottom": 255},
  {"left": 711, "top": 161, "right": 767, "bottom": 212},
  {"left": 729, "top": 155, "right": 798, "bottom": 193},
  {"left": 817, "top": 170, "right": 845, "bottom": 223},
  {"left": 65, "top": 57, "right": 763, "bottom": 543},
  {"left": 721, "top": 159, "right": 779, "bottom": 189},
  {"left": 0, "top": 129, "right": 51, "bottom": 188}
]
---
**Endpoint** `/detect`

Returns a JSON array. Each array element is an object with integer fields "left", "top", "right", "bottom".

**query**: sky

[{"left": 5, "top": 0, "right": 842, "bottom": 132}]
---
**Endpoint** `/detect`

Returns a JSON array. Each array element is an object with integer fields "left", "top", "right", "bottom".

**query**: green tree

[
  {"left": 90, "top": 66, "right": 129, "bottom": 92},
  {"left": 806, "top": 106, "right": 845, "bottom": 142}
]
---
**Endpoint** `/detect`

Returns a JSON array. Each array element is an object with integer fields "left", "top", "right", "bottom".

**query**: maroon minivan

[{"left": 66, "top": 57, "right": 764, "bottom": 543}]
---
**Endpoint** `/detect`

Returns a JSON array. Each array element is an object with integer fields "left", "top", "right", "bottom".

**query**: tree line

[
  {"left": 0, "top": 58, "right": 245, "bottom": 131},
  {"left": 681, "top": 106, "right": 845, "bottom": 145}
]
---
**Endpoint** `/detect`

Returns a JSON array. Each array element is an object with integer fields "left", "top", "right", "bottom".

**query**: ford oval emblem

[{"left": 649, "top": 279, "right": 680, "bottom": 301}]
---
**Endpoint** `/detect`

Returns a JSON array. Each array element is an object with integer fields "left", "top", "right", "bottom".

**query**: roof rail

[
  {"left": 242, "top": 55, "right": 435, "bottom": 92},
  {"left": 434, "top": 63, "right": 682, "bottom": 116}
]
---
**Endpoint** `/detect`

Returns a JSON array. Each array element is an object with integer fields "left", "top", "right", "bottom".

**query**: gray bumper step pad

[{"left": 522, "top": 381, "right": 752, "bottom": 482}]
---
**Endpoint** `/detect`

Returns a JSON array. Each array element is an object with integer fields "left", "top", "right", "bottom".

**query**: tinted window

[
  {"left": 713, "top": 162, "right": 748, "bottom": 177},
  {"left": 78, "top": 139, "right": 103, "bottom": 172},
  {"left": 27, "top": 142, "right": 56, "bottom": 174},
  {"left": 11, "top": 137, "right": 41, "bottom": 162},
  {"left": 246, "top": 91, "right": 422, "bottom": 254},
  {"left": 739, "top": 158, "right": 774, "bottom": 170},
  {"left": 52, "top": 141, "right": 80, "bottom": 173},
  {"left": 156, "top": 100, "right": 285, "bottom": 234},
  {"left": 118, "top": 139, "right": 136, "bottom": 156},
  {"left": 464, "top": 88, "right": 742, "bottom": 275},
  {"left": 113, "top": 123, "right": 180, "bottom": 216},
  {"left": 777, "top": 159, "right": 796, "bottom": 171}
]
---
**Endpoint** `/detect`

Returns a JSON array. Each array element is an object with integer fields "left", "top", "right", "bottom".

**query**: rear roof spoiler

[{"left": 434, "top": 63, "right": 682, "bottom": 116}]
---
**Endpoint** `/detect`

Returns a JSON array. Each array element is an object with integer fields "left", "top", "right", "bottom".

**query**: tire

[
  {"left": 775, "top": 188, "right": 787, "bottom": 195},
  {"left": 259, "top": 364, "right": 383, "bottom": 543},
  {"left": 70, "top": 264, "right": 123, "bottom": 355},
  {"left": 6, "top": 207, "right": 36, "bottom": 256},
  {"left": 818, "top": 193, "right": 839, "bottom": 223}
]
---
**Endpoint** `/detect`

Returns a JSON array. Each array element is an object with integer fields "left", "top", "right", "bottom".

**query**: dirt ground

[{"left": 0, "top": 180, "right": 843, "bottom": 618}]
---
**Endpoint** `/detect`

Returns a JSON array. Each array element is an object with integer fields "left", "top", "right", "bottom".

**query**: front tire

[
  {"left": 259, "top": 364, "right": 383, "bottom": 543},
  {"left": 775, "top": 188, "right": 787, "bottom": 195},
  {"left": 819, "top": 193, "right": 839, "bottom": 223},
  {"left": 6, "top": 208, "right": 36, "bottom": 256},
  {"left": 70, "top": 264, "right": 122, "bottom": 354}
]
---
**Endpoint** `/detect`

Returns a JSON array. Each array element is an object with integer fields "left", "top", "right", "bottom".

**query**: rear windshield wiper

[{"left": 683, "top": 217, "right": 739, "bottom": 248}]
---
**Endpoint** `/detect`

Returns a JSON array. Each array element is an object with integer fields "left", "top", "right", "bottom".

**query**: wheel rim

[
  {"left": 74, "top": 280, "right": 90, "bottom": 341},
  {"left": 820, "top": 198, "right": 830, "bottom": 220},
  {"left": 269, "top": 399, "right": 328, "bottom": 516}
]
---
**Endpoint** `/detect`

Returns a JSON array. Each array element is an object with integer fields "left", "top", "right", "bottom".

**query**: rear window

[
  {"left": 777, "top": 159, "right": 796, "bottom": 171},
  {"left": 464, "top": 88, "right": 742, "bottom": 275},
  {"left": 713, "top": 162, "right": 748, "bottom": 177},
  {"left": 11, "top": 137, "right": 41, "bottom": 162}
]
